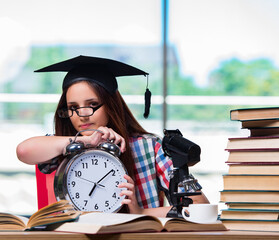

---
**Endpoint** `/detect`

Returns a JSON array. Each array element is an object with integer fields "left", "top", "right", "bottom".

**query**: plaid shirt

[
  {"left": 38, "top": 134, "right": 173, "bottom": 209},
  {"left": 130, "top": 134, "right": 172, "bottom": 208}
]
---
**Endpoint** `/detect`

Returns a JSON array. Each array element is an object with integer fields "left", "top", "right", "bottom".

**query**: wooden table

[{"left": 1, "top": 231, "right": 279, "bottom": 240}]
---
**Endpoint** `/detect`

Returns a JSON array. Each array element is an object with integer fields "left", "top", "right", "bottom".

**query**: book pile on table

[{"left": 220, "top": 107, "right": 279, "bottom": 232}]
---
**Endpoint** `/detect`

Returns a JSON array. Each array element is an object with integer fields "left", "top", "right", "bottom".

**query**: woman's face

[{"left": 66, "top": 81, "right": 109, "bottom": 136}]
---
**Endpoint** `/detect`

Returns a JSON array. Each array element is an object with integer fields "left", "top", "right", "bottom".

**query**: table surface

[{"left": 1, "top": 230, "right": 279, "bottom": 240}]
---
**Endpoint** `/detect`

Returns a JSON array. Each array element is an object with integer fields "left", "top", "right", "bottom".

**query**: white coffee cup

[{"left": 182, "top": 204, "right": 218, "bottom": 223}]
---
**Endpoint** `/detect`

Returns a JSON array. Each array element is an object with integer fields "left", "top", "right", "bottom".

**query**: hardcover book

[
  {"left": 248, "top": 127, "right": 279, "bottom": 137},
  {"left": 223, "top": 174, "right": 279, "bottom": 191},
  {"left": 230, "top": 107, "right": 279, "bottom": 121},
  {"left": 241, "top": 119, "right": 279, "bottom": 129},
  {"left": 222, "top": 219, "right": 279, "bottom": 232},
  {"left": 220, "top": 209, "right": 279, "bottom": 221},
  {"left": 225, "top": 202, "right": 279, "bottom": 210},
  {"left": 228, "top": 164, "right": 279, "bottom": 175},
  {"left": 226, "top": 136, "right": 279, "bottom": 150},
  {"left": 226, "top": 149, "right": 279, "bottom": 163},
  {"left": 220, "top": 190, "right": 279, "bottom": 203}
]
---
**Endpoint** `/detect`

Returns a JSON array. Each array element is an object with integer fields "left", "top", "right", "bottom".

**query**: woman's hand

[
  {"left": 118, "top": 174, "right": 143, "bottom": 214},
  {"left": 118, "top": 174, "right": 173, "bottom": 217},
  {"left": 80, "top": 126, "right": 126, "bottom": 153}
]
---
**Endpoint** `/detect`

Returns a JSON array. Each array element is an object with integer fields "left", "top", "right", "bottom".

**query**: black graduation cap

[{"left": 35, "top": 55, "right": 151, "bottom": 118}]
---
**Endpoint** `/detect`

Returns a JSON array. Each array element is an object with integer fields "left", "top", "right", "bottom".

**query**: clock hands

[
  {"left": 78, "top": 176, "right": 105, "bottom": 187},
  {"left": 89, "top": 183, "right": 97, "bottom": 196},
  {"left": 97, "top": 169, "right": 114, "bottom": 184},
  {"left": 88, "top": 169, "right": 114, "bottom": 197},
  {"left": 77, "top": 176, "right": 105, "bottom": 198}
]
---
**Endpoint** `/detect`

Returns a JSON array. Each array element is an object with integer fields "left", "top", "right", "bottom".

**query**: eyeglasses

[{"left": 58, "top": 104, "right": 103, "bottom": 118}]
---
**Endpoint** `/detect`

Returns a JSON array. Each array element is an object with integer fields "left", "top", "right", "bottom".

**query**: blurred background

[{"left": 1, "top": 0, "right": 279, "bottom": 215}]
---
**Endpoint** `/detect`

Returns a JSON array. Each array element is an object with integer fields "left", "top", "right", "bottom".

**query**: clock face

[{"left": 64, "top": 149, "right": 127, "bottom": 212}]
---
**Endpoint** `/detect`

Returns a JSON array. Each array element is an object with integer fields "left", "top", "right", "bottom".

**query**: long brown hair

[{"left": 54, "top": 80, "right": 149, "bottom": 179}]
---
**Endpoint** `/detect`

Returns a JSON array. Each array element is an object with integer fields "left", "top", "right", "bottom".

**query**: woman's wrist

[
  {"left": 62, "top": 136, "right": 86, "bottom": 155},
  {"left": 76, "top": 135, "right": 91, "bottom": 147}
]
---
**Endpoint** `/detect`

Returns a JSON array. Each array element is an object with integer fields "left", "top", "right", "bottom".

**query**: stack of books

[{"left": 220, "top": 107, "right": 279, "bottom": 231}]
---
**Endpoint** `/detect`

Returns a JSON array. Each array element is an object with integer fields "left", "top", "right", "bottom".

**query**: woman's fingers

[
  {"left": 98, "top": 127, "right": 126, "bottom": 153},
  {"left": 123, "top": 174, "right": 134, "bottom": 183},
  {"left": 85, "top": 130, "right": 102, "bottom": 146},
  {"left": 118, "top": 174, "right": 142, "bottom": 214},
  {"left": 119, "top": 175, "right": 135, "bottom": 198},
  {"left": 119, "top": 189, "right": 133, "bottom": 197},
  {"left": 121, "top": 199, "right": 132, "bottom": 204},
  {"left": 84, "top": 126, "right": 126, "bottom": 153},
  {"left": 118, "top": 182, "right": 134, "bottom": 189}
]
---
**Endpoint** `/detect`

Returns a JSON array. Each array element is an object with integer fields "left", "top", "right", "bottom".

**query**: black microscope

[{"left": 162, "top": 129, "right": 202, "bottom": 218}]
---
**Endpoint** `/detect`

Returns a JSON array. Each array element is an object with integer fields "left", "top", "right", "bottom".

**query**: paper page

[
  {"left": 158, "top": 217, "right": 172, "bottom": 226},
  {"left": 78, "top": 212, "right": 157, "bottom": 226},
  {"left": 0, "top": 213, "right": 29, "bottom": 226},
  {"left": 158, "top": 216, "right": 223, "bottom": 225},
  {"left": 17, "top": 216, "right": 29, "bottom": 225}
]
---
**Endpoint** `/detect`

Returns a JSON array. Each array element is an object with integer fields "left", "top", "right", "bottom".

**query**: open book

[
  {"left": 50, "top": 212, "right": 227, "bottom": 234},
  {"left": 0, "top": 200, "right": 80, "bottom": 231}
]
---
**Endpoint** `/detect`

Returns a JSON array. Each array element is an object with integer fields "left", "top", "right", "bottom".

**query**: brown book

[
  {"left": 222, "top": 219, "right": 279, "bottom": 232},
  {"left": 0, "top": 200, "right": 80, "bottom": 231},
  {"left": 220, "top": 209, "right": 279, "bottom": 221},
  {"left": 228, "top": 164, "right": 279, "bottom": 175},
  {"left": 226, "top": 203, "right": 279, "bottom": 210},
  {"left": 242, "top": 119, "right": 279, "bottom": 129},
  {"left": 223, "top": 174, "right": 279, "bottom": 191},
  {"left": 249, "top": 127, "right": 279, "bottom": 137},
  {"left": 230, "top": 107, "right": 279, "bottom": 121},
  {"left": 226, "top": 149, "right": 279, "bottom": 163},
  {"left": 226, "top": 136, "right": 279, "bottom": 150},
  {"left": 220, "top": 190, "right": 279, "bottom": 203},
  {"left": 50, "top": 212, "right": 227, "bottom": 234}
]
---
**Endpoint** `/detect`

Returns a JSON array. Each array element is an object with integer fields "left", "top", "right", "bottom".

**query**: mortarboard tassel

[
  {"left": 143, "top": 88, "right": 151, "bottom": 118},
  {"left": 143, "top": 74, "right": 151, "bottom": 118}
]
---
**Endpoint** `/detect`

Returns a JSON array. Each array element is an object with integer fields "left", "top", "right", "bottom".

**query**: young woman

[{"left": 17, "top": 56, "right": 209, "bottom": 217}]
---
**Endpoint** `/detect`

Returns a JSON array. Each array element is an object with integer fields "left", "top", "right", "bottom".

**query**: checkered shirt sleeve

[
  {"left": 37, "top": 156, "right": 60, "bottom": 174},
  {"left": 130, "top": 135, "right": 173, "bottom": 209}
]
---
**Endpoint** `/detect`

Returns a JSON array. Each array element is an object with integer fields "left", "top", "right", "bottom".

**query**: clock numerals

[
  {"left": 64, "top": 150, "right": 127, "bottom": 213},
  {"left": 75, "top": 192, "right": 80, "bottom": 199},
  {"left": 92, "top": 159, "right": 98, "bottom": 165},
  {"left": 82, "top": 162, "right": 88, "bottom": 169},
  {"left": 75, "top": 171, "right": 82, "bottom": 177},
  {"left": 71, "top": 181, "right": 76, "bottom": 187}
]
